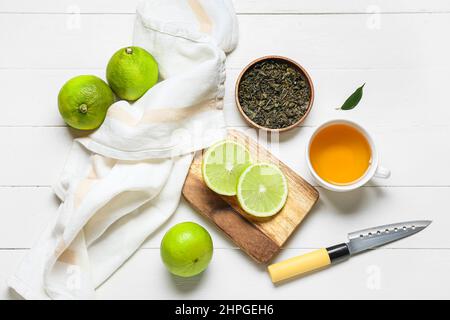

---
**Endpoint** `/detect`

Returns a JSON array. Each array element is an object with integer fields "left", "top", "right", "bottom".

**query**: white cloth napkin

[{"left": 8, "top": 0, "right": 238, "bottom": 299}]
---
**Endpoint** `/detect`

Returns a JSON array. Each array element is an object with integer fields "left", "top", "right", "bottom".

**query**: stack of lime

[
  {"left": 202, "top": 140, "right": 288, "bottom": 217},
  {"left": 57, "top": 45, "right": 217, "bottom": 279},
  {"left": 57, "top": 46, "right": 159, "bottom": 130}
]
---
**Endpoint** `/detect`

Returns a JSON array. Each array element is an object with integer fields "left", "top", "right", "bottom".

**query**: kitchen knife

[{"left": 267, "top": 220, "right": 431, "bottom": 284}]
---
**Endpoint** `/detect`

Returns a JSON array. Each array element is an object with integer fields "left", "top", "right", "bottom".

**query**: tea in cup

[{"left": 306, "top": 119, "right": 390, "bottom": 192}]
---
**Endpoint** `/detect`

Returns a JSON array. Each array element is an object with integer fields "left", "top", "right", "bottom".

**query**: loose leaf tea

[
  {"left": 338, "top": 83, "right": 365, "bottom": 110},
  {"left": 238, "top": 59, "right": 311, "bottom": 129}
]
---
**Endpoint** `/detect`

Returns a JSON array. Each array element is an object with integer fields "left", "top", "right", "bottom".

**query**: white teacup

[{"left": 306, "top": 119, "right": 390, "bottom": 192}]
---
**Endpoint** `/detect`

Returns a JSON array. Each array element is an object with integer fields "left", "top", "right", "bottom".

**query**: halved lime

[
  {"left": 237, "top": 163, "right": 288, "bottom": 217},
  {"left": 202, "top": 140, "right": 252, "bottom": 196}
]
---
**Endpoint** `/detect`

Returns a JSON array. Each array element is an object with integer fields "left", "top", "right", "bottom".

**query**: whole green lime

[
  {"left": 106, "top": 46, "right": 158, "bottom": 101},
  {"left": 160, "top": 222, "right": 213, "bottom": 278},
  {"left": 58, "top": 75, "right": 114, "bottom": 130}
]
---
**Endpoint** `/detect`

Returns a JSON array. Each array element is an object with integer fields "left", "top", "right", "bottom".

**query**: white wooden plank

[
  {"left": 0, "top": 14, "right": 134, "bottom": 69},
  {"left": 233, "top": 0, "right": 450, "bottom": 14},
  {"left": 1, "top": 13, "right": 450, "bottom": 69},
  {"left": 2, "top": 67, "right": 449, "bottom": 127},
  {"left": 241, "top": 125, "right": 450, "bottom": 188},
  {"left": 0, "top": 127, "right": 72, "bottom": 186},
  {"left": 0, "top": 0, "right": 140, "bottom": 14},
  {"left": 225, "top": 67, "right": 450, "bottom": 127},
  {"left": 0, "top": 125, "right": 449, "bottom": 186},
  {"left": 0, "top": 186, "right": 446, "bottom": 249},
  {"left": 1, "top": 248, "right": 449, "bottom": 299},
  {"left": 0, "top": 250, "right": 23, "bottom": 300},
  {"left": 0, "top": 187, "right": 57, "bottom": 248},
  {"left": 1, "top": 0, "right": 449, "bottom": 14},
  {"left": 0, "top": 69, "right": 102, "bottom": 127},
  {"left": 99, "top": 248, "right": 450, "bottom": 300},
  {"left": 234, "top": 14, "right": 450, "bottom": 70}
]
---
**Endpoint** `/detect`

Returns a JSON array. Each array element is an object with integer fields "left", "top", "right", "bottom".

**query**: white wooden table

[{"left": 1, "top": 0, "right": 450, "bottom": 300}]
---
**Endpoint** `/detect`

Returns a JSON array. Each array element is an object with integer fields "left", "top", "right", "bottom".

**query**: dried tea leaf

[
  {"left": 238, "top": 59, "right": 311, "bottom": 129},
  {"left": 339, "top": 83, "right": 365, "bottom": 110}
]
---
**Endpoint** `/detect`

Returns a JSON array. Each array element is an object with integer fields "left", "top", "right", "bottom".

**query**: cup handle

[{"left": 374, "top": 165, "right": 391, "bottom": 179}]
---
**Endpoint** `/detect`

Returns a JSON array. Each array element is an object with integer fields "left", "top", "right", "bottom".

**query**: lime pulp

[
  {"left": 202, "top": 140, "right": 252, "bottom": 196},
  {"left": 237, "top": 163, "right": 288, "bottom": 217}
]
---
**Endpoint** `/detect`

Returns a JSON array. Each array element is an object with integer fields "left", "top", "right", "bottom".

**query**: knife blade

[
  {"left": 347, "top": 220, "right": 431, "bottom": 255},
  {"left": 267, "top": 220, "right": 432, "bottom": 284}
]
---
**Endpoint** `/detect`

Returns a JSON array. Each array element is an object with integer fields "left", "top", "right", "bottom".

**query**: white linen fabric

[{"left": 8, "top": 0, "right": 238, "bottom": 299}]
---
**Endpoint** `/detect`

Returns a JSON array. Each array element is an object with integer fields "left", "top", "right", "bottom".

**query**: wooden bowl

[{"left": 235, "top": 55, "right": 314, "bottom": 133}]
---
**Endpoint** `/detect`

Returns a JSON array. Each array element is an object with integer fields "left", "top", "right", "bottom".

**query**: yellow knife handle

[
  {"left": 267, "top": 244, "right": 350, "bottom": 284},
  {"left": 268, "top": 248, "right": 331, "bottom": 283}
]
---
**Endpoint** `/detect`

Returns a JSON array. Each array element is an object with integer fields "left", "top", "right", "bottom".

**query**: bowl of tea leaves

[{"left": 235, "top": 56, "right": 314, "bottom": 132}]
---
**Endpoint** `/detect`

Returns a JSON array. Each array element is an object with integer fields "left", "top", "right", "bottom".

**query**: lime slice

[
  {"left": 237, "top": 163, "right": 288, "bottom": 217},
  {"left": 202, "top": 140, "right": 252, "bottom": 196}
]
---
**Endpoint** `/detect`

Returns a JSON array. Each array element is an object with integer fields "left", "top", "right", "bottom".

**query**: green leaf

[{"left": 338, "top": 83, "right": 365, "bottom": 110}]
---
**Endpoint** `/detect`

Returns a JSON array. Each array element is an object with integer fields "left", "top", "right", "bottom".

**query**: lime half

[
  {"left": 202, "top": 140, "right": 252, "bottom": 196},
  {"left": 237, "top": 163, "right": 288, "bottom": 217}
]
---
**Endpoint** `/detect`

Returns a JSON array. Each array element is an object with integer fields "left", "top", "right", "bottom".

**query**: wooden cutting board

[{"left": 182, "top": 130, "right": 319, "bottom": 264}]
